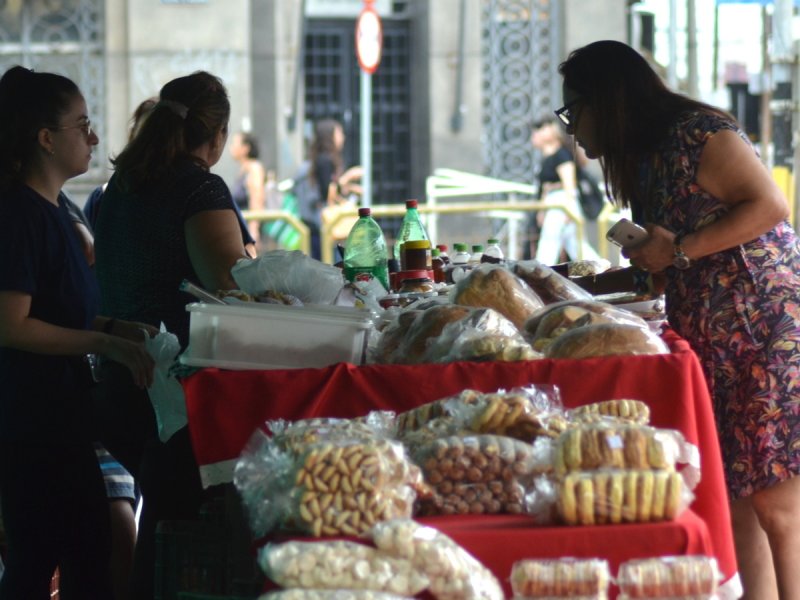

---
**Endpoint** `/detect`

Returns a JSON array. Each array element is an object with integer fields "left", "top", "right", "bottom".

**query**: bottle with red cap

[
  {"left": 343, "top": 207, "right": 390, "bottom": 290},
  {"left": 393, "top": 199, "right": 429, "bottom": 263}
]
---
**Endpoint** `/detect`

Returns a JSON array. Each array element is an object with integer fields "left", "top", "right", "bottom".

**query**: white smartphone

[{"left": 606, "top": 218, "right": 649, "bottom": 248}]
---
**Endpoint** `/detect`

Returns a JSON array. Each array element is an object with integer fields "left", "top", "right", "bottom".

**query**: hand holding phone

[{"left": 606, "top": 218, "right": 649, "bottom": 248}]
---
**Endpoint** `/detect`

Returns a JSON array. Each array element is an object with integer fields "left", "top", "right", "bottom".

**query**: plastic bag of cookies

[
  {"left": 510, "top": 259, "right": 593, "bottom": 304},
  {"left": 268, "top": 414, "right": 394, "bottom": 453},
  {"left": 544, "top": 322, "right": 670, "bottom": 359},
  {"left": 258, "top": 540, "right": 429, "bottom": 595},
  {"left": 259, "top": 591, "right": 414, "bottom": 600},
  {"left": 617, "top": 555, "right": 721, "bottom": 598},
  {"left": 411, "top": 434, "right": 537, "bottom": 516},
  {"left": 567, "top": 399, "right": 651, "bottom": 426},
  {"left": 510, "top": 557, "right": 610, "bottom": 598},
  {"left": 555, "top": 469, "right": 693, "bottom": 526},
  {"left": 371, "top": 518, "right": 504, "bottom": 600},
  {"left": 461, "top": 386, "right": 567, "bottom": 441},
  {"left": 235, "top": 431, "right": 425, "bottom": 537}
]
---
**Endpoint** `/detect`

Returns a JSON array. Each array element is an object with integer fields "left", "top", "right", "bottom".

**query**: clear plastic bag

[
  {"left": 411, "top": 434, "right": 537, "bottom": 516},
  {"left": 544, "top": 323, "right": 670, "bottom": 359},
  {"left": 617, "top": 555, "right": 721, "bottom": 598},
  {"left": 567, "top": 399, "right": 651, "bottom": 426},
  {"left": 510, "top": 557, "right": 611, "bottom": 598},
  {"left": 510, "top": 259, "right": 593, "bottom": 304},
  {"left": 259, "top": 591, "right": 415, "bottom": 600},
  {"left": 523, "top": 300, "right": 649, "bottom": 353},
  {"left": 231, "top": 250, "right": 345, "bottom": 305},
  {"left": 258, "top": 540, "right": 429, "bottom": 595},
  {"left": 391, "top": 304, "right": 474, "bottom": 364},
  {"left": 451, "top": 264, "right": 545, "bottom": 329},
  {"left": 555, "top": 469, "right": 694, "bottom": 526},
  {"left": 371, "top": 519, "right": 504, "bottom": 600},
  {"left": 144, "top": 324, "right": 186, "bottom": 442}
]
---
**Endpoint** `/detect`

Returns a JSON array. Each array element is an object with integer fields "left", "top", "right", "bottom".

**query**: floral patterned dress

[{"left": 642, "top": 111, "right": 800, "bottom": 500}]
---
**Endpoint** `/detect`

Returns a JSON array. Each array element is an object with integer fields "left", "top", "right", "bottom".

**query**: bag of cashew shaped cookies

[{"left": 235, "top": 428, "right": 426, "bottom": 538}]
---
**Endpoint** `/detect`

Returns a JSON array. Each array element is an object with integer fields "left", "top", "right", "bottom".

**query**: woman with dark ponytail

[
  {"left": 0, "top": 66, "right": 154, "bottom": 599},
  {"left": 92, "top": 71, "right": 248, "bottom": 598}
]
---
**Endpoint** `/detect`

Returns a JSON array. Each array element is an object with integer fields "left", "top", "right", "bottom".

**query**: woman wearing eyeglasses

[
  {"left": 0, "top": 66, "right": 155, "bottom": 599},
  {"left": 559, "top": 40, "right": 800, "bottom": 599}
]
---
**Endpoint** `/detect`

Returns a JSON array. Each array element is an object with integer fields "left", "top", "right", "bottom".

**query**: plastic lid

[
  {"left": 405, "top": 199, "right": 418, "bottom": 208},
  {"left": 436, "top": 244, "right": 449, "bottom": 252},
  {"left": 432, "top": 248, "right": 441, "bottom": 257},
  {"left": 487, "top": 238, "right": 499, "bottom": 244},
  {"left": 453, "top": 243, "right": 468, "bottom": 251},
  {"left": 472, "top": 244, "right": 484, "bottom": 252},
  {"left": 358, "top": 207, "right": 371, "bottom": 217},
  {"left": 403, "top": 239, "right": 431, "bottom": 250}
]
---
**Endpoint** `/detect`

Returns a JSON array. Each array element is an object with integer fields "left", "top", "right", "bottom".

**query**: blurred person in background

[
  {"left": 0, "top": 65, "right": 153, "bottom": 600},
  {"left": 298, "top": 118, "right": 362, "bottom": 260},
  {"left": 560, "top": 40, "right": 800, "bottom": 599},
  {"left": 229, "top": 131, "right": 266, "bottom": 249},
  {"left": 92, "top": 70, "right": 248, "bottom": 599}
]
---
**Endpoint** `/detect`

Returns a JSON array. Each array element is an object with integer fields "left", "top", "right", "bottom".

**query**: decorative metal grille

[
  {"left": 482, "top": 0, "right": 560, "bottom": 184},
  {"left": 304, "top": 18, "right": 411, "bottom": 206},
  {"left": 0, "top": 0, "right": 105, "bottom": 180}
]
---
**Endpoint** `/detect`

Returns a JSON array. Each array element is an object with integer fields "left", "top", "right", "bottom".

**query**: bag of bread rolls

[
  {"left": 258, "top": 540, "right": 429, "bottom": 595},
  {"left": 523, "top": 299, "right": 649, "bottom": 352},
  {"left": 392, "top": 303, "right": 474, "bottom": 364},
  {"left": 451, "top": 264, "right": 545, "bottom": 329},
  {"left": 556, "top": 469, "right": 693, "bottom": 526},
  {"left": 544, "top": 322, "right": 670, "bottom": 359},
  {"left": 370, "top": 309, "right": 424, "bottom": 364},
  {"left": 510, "top": 259, "right": 594, "bottom": 304},
  {"left": 617, "top": 555, "right": 721, "bottom": 598},
  {"left": 510, "top": 557, "right": 611, "bottom": 598},
  {"left": 371, "top": 519, "right": 504, "bottom": 600}
]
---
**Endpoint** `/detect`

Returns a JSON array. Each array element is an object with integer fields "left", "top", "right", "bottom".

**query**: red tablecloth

[{"left": 182, "top": 330, "right": 738, "bottom": 594}]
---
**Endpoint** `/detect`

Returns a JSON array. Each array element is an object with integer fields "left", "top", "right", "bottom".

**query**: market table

[{"left": 182, "top": 330, "right": 740, "bottom": 597}]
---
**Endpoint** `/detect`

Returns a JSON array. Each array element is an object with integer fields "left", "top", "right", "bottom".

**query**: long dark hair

[
  {"left": 112, "top": 71, "right": 230, "bottom": 190},
  {"left": 309, "top": 118, "right": 343, "bottom": 186},
  {"left": 558, "top": 40, "right": 728, "bottom": 209},
  {"left": 0, "top": 66, "right": 80, "bottom": 190}
]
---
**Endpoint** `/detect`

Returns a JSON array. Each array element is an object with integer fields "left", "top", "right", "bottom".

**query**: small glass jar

[
  {"left": 399, "top": 277, "right": 435, "bottom": 294},
  {"left": 401, "top": 239, "right": 432, "bottom": 271}
]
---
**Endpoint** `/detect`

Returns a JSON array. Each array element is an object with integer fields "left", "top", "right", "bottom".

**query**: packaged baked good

[
  {"left": 510, "top": 259, "right": 593, "bottom": 304},
  {"left": 259, "top": 591, "right": 415, "bottom": 600},
  {"left": 268, "top": 416, "right": 392, "bottom": 453},
  {"left": 451, "top": 264, "right": 545, "bottom": 329},
  {"left": 567, "top": 259, "right": 611, "bottom": 277},
  {"left": 556, "top": 469, "right": 691, "bottom": 525},
  {"left": 523, "top": 300, "right": 648, "bottom": 352},
  {"left": 370, "top": 309, "right": 423, "bottom": 364},
  {"left": 393, "top": 303, "right": 473, "bottom": 364},
  {"left": 553, "top": 424, "right": 685, "bottom": 475},
  {"left": 412, "top": 434, "right": 537, "bottom": 516},
  {"left": 463, "top": 386, "right": 567, "bottom": 441},
  {"left": 510, "top": 557, "right": 610, "bottom": 598},
  {"left": 235, "top": 431, "right": 424, "bottom": 537},
  {"left": 567, "top": 399, "right": 651, "bottom": 425},
  {"left": 371, "top": 518, "right": 504, "bottom": 600},
  {"left": 395, "top": 389, "right": 483, "bottom": 434},
  {"left": 544, "top": 323, "right": 670, "bottom": 359},
  {"left": 258, "top": 540, "right": 428, "bottom": 595},
  {"left": 617, "top": 555, "right": 721, "bottom": 598}
]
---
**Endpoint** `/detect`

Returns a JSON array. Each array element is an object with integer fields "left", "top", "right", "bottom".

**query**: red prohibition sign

[{"left": 355, "top": 2, "right": 383, "bottom": 74}]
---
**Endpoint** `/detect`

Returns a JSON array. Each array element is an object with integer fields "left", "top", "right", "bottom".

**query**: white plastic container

[{"left": 180, "top": 302, "right": 375, "bottom": 370}]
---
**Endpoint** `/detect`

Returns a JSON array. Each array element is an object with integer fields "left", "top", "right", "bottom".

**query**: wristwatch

[{"left": 673, "top": 234, "right": 692, "bottom": 270}]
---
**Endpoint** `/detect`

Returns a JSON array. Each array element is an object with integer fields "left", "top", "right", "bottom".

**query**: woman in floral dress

[{"left": 558, "top": 40, "right": 800, "bottom": 599}]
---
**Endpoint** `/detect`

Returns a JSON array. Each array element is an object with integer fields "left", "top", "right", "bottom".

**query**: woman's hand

[
  {"left": 112, "top": 319, "right": 159, "bottom": 341},
  {"left": 622, "top": 224, "right": 676, "bottom": 273},
  {"left": 102, "top": 336, "right": 155, "bottom": 389}
]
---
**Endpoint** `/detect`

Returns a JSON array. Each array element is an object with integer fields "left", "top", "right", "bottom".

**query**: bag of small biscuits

[
  {"left": 371, "top": 518, "right": 505, "bottom": 600},
  {"left": 510, "top": 557, "right": 611, "bottom": 599},
  {"left": 410, "top": 434, "right": 541, "bottom": 517},
  {"left": 235, "top": 429, "right": 425, "bottom": 537},
  {"left": 616, "top": 555, "right": 721, "bottom": 599},
  {"left": 259, "top": 592, "right": 415, "bottom": 600},
  {"left": 258, "top": 540, "right": 429, "bottom": 596}
]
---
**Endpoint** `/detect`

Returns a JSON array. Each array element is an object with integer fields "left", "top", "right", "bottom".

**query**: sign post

[{"left": 355, "top": 0, "right": 382, "bottom": 207}]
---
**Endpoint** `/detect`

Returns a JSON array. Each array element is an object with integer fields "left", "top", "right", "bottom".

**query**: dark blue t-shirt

[{"left": 0, "top": 186, "right": 100, "bottom": 442}]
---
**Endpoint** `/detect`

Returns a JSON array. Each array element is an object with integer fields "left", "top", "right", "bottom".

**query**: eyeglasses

[
  {"left": 49, "top": 120, "right": 93, "bottom": 138},
  {"left": 554, "top": 101, "right": 578, "bottom": 128}
]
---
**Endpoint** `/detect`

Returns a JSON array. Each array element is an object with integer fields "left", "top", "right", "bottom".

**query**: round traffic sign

[{"left": 355, "top": 4, "right": 383, "bottom": 74}]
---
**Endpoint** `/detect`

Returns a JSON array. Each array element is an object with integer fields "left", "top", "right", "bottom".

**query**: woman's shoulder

[{"left": 676, "top": 109, "right": 740, "bottom": 140}]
